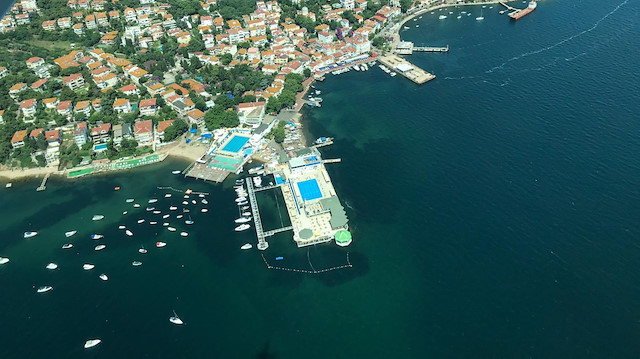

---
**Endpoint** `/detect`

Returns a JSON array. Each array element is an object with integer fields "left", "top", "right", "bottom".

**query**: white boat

[
  {"left": 91, "top": 234, "right": 103, "bottom": 240},
  {"left": 461, "top": 11, "right": 467, "bottom": 14},
  {"left": 201, "top": 208, "right": 208, "bottom": 213},
  {"left": 241, "top": 206, "right": 250, "bottom": 210},
  {"left": 0, "top": 257, "right": 9, "bottom": 264},
  {"left": 416, "top": 25, "right": 419, "bottom": 28},
  {"left": 83, "top": 263, "right": 95, "bottom": 270},
  {"left": 202, "top": 199, "right": 208, "bottom": 205},
  {"left": 153, "top": 210, "right": 161, "bottom": 214},
  {"left": 84, "top": 339, "right": 101, "bottom": 349},
  {"left": 167, "top": 227, "right": 176, "bottom": 232},
  {"left": 132, "top": 261, "right": 142, "bottom": 266},
  {"left": 476, "top": 16, "right": 484, "bottom": 20},
  {"left": 24, "top": 231, "right": 38, "bottom": 239},
  {"left": 241, "top": 212, "right": 251, "bottom": 217},
  {"left": 46, "top": 262, "right": 58, "bottom": 270},
  {"left": 169, "top": 206, "right": 177, "bottom": 211},
  {"left": 235, "top": 224, "right": 250, "bottom": 232},
  {"left": 403, "top": 26, "right": 410, "bottom": 30},
  {"left": 191, "top": 200, "right": 196, "bottom": 205},
  {"left": 183, "top": 195, "right": 189, "bottom": 199},
  {"left": 439, "top": 15, "right": 447, "bottom": 19},
  {"left": 199, "top": 194, "right": 205, "bottom": 198},
  {"left": 237, "top": 201, "right": 248, "bottom": 206},
  {"left": 390, "top": 72, "right": 397, "bottom": 77},
  {"left": 235, "top": 197, "right": 246, "bottom": 203},
  {"left": 37, "top": 286, "right": 53, "bottom": 293},
  {"left": 176, "top": 214, "right": 183, "bottom": 219},
  {"left": 62, "top": 243, "right": 73, "bottom": 249},
  {"left": 156, "top": 241, "right": 167, "bottom": 248},
  {"left": 148, "top": 199, "right": 158, "bottom": 204},
  {"left": 139, "top": 245, "right": 148, "bottom": 254},
  {"left": 183, "top": 209, "right": 190, "bottom": 213},
  {"left": 99, "top": 274, "right": 108, "bottom": 281},
  {"left": 180, "top": 232, "right": 188, "bottom": 237},
  {"left": 457, "top": 15, "right": 461, "bottom": 19},
  {"left": 163, "top": 214, "right": 170, "bottom": 219},
  {"left": 92, "top": 215, "right": 104, "bottom": 221},
  {"left": 149, "top": 221, "right": 158, "bottom": 225},
  {"left": 165, "top": 193, "right": 172, "bottom": 198},
  {"left": 123, "top": 211, "right": 128, "bottom": 215},
  {"left": 185, "top": 219, "right": 194, "bottom": 225},
  {"left": 241, "top": 243, "right": 252, "bottom": 250},
  {"left": 146, "top": 207, "right": 155, "bottom": 212},
  {"left": 65, "top": 230, "right": 77, "bottom": 237},
  {"left": 182, "top": 201, "right": 188, "bottom": 205},
  {"left": 126, "top": 199, "right": 134, "bottom": 203},
  {"left": 172, "top": 170, "right": 181, "bottom": 174},
  {"left": 353, "top": 65, "right": 360, "bottom": 71},
  {"left": 118, "top": 225, "right": 126, "bottom": 230},
  {"left": 95, "top": 244, "right": 106, "bottom": 251},
  {"left": 163, "top": 222, "right": 169, "bottom": 227},
  {"left": 252, "top": 176, "right": 262, "bottom": 187},
  {"left": 169, "top": 310, "right": 184, "bottom": 325},
  {"left": 137, "top": 219, "right": 145, "bottom": 224},
  {"left": 133, "top": 203, "right": 140, "bottom": 208},
  {"left": 126, "top": 229, "right": 133, "bottom": 236},
  {"left": 235, "top": 217, "right": 251, "bottom": 224}
]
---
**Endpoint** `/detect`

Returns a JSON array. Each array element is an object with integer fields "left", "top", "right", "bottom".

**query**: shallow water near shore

[{"left": 2, "top": 0, "right": 640, "bottom": 357}]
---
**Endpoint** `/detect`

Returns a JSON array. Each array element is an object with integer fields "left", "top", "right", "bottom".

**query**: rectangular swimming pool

[
  {"left": 297, "top": 179, "right": 323, "bottom": 201},
  {"left": 94, "top": 144, "right": 107, "bottom": 151},
  {"left": 222, "top": 135, "right": 250, "bottom": 153}
]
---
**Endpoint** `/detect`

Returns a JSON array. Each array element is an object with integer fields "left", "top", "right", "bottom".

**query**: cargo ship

[{"left": 509, "top": 1, "right": 537, "bottom": 20}]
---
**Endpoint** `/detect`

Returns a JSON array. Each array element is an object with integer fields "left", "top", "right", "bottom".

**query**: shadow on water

[{"left": 255, "top": 341, "right": 277, "bottom": 359}]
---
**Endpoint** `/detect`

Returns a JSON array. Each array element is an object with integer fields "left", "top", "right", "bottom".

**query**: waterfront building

[
  {"left": 112, "top": 124, "right": 123, "bottom": 145},
  {"left": 134, "top": 120, "right": 154, "bottom": 146},
  {"left": 237, "top": 102, "right": 266, "bottom": 126},
  {"left": 156, "top": 120, "right": 174, "bottom": 143},
  {"left": 74, "top": 122, "right": 88, "bottom": 147},
  {"left": 90, "top": 123, "right": 111, "bottom": 143}
]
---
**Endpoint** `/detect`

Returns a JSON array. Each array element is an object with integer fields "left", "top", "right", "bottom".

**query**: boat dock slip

[
  {"left": 36, "top": 173, "right": 50, "bottom": 191},
  {"left": 378, "top": 55, "right": 435, "bottom": 85}
]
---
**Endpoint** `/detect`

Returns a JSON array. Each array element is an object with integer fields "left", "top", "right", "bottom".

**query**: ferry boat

[
  {"left": 92, "top": 215, "right": 104, "bottom": 221},
  {"left": 91, "top": 234, "right": 103, "bottom": 240},
  {"left": 46, "top": 263, "right": 58, "bottom": 270},
  {"left": 509, "top": 1, "right": 536, "bottom": 20},
  {"left": 65, "top": 230, "right": 77, "bottom": 237},
  {"left": 84, "top": 339, "right": 101, "bottom": 349},
  {"left": 156, "top": 241, "right": 167, "bottom": 247},
  {"left": 37, "top": 286, "right": 53, "bottom": 293},
  {"left": 83, "top": 263, "right": 95, "bottom": 270},
  {"left": 235, "top": 224, "right": 250, "bottom": 232},
  {"left": 24, "top": 231, "right": 38, "bottom": 239},
  {"left": 62, "top": 243, "right": 73, "bottom": 249},
  {"left": 99, "top": 274, "right": 108, "bottom": 281},
  {"left": 241, "top": 243, "right": 252, "bottom": 250}
]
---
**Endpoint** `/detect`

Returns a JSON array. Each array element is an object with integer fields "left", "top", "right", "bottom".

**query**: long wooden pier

[
  {"left": 499, "top": 1, "right": 520, "bottom": 11},
  {"left": 36, "top": 173, "right": 50, "bottom": 192},
  {"left": 246, "top": 179, "right": 269, "bottom": 250}
]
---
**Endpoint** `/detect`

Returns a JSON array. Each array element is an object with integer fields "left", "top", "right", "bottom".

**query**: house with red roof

[
  {"left": 134, "top": 119, "right": 154, "bottom": 146},
  {"left": 139, "top": 98, "right": 158, "bottom": 116},
  {"left": 45, "top": 130, "right": 62, "bottom": 146},
  {"left": 62, "top": 73, "right": 85, "bottom": 90},
  {"left": 57, "top": 100, "right": 73, "bottom": 116},
  {"left": 156, "top": 119, "right": 174, "bottom": 142},
  {"left": 26, "top": 57, "right": 45, "bottom": 69},
  {"left": 11, "top": 130, "right": 28, "bottom": 148},
  {"left": 90, "top": 123, "right": 111, "bottom": 143},
  {"left": 29, "top": 128, "right": 44, "bottom": 139},
  {"left": 119, "top": 83, "right": 139, "bottom": 95},
  {"left": 237, "top": 101, "right": 266, "bottom": 126},
  {"left": 31, "top": 78, "right": 48, "bottom": 92},
  {"left": 74, "top": 122, "right": 88, "bottom": 147},
  {"left": 113, "top": 98, "right": 132, "bottom": 114},
  {"left": 20, "top": 98, "right": 37, "bottom": 118}
]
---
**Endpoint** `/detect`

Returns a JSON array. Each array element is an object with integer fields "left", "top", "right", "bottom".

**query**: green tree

[
  {"left": 162, "top": 118, "right": 189, "bottom": 142},
  {"left": 35, "top": 133, "right": 47, "bottom": 151},
  {"left": 269, "top": 121, "right": 285, "bottom": 144}
]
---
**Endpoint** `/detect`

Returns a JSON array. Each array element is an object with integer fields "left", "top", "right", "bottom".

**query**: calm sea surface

[{"left": 2, "top": 0, "right": 640, "bottom": 357}]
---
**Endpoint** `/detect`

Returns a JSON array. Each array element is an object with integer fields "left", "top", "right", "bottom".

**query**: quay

[
  {"left": 378, "top": 54, "right": 435, "bottom": 85},
  {"left": 36, "top": 173, "right": 50, "bottom": 191},
  {"left": 396, "top": 41, "right": 449, "bottom": 55}
]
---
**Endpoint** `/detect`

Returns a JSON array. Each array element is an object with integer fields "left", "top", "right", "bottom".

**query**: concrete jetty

[
  {"left": 396, "top": 41, "right": 449, "bottom": 55},
  {"left": 36, "top": 173, "right": 50, "bottom": 191},
  {"left": 378, "top": 54, "right": 435, "bottom": 85}
]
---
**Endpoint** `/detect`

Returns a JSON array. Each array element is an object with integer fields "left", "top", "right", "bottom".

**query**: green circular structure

[
  {"left": 300, "top": 228, "right": 313, "bottom": 240},
  {"left": 334, "top": 230, "right": 352, "bottom": 247}
]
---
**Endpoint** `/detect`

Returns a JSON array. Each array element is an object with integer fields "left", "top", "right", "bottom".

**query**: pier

[
  {"left": 396, "top": 41, "right": 449, "bottom": 55},
  {"left": 413, "top": 45, "right": 449, "bottom": 53},
  {"left": 36, "top": 173, "right": 50, "bottom": 191},
  {"left": 378, "top": 54, "right": 435, "bottom": 85},
  {"left": 499, "top": 1, "right": 520, "bottom": 11},
  {"left": 322, "top": 158, "right": 342, "bottom": 164},
  {"left": 246, "top": 179, "right": 269, "bottom": 250}
]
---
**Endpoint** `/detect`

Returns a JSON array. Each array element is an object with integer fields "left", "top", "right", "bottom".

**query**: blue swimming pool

[
  {"left": 297, "top": 179, "right": 322, "bottom": 201},
  {"left": 94, "top": 144, "right": 107, "bottom": 150},
  {"left": 222, "top": 135, "right": 250, "bottom": 153}
]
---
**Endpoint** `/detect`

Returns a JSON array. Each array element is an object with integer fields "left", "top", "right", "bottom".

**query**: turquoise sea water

[{"left": 2, "top": 0, "right": 640, "bottom": 357}]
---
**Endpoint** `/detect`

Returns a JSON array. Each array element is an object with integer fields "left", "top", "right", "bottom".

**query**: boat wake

[{"left": 486, "top": 0, "right": 630, "bottom": 74}]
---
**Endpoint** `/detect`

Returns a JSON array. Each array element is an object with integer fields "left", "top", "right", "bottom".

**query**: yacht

[
  {"left": 123, "top": 211, "right": 128, "bottom": 215},
  {"left": 132, "top": 261, "right": 142, "bottom": 266},
  {"left": 165, "top": 193, "right": 172, "bottom": 198},
  {"left": 235, "top": 179, "right": 244, "bottom": 185},
  {"left": 84, "top": 339, "right": 101, "bottom": 349},
  {"left": 95, "top": 244, "right": 106, "bottom": 251},
  {"left": 137, "top": 219, "right": 145, "bottom": 224},
  {"left": 133, "top": 203, "right": 140, "bottom": 208},
  {"left": 153, "top": 210, "right": 161, "bottom": 214},
  {"left": 126, "top": 229, "right": 133, "bottom": 236},
  {"left": 253, "top": 176, "right": 262, "bottom": 187},
  {"left": 118, "top": 225, "right": 126, "bottom": 230},
  {"left": 163, "top": 214, "right": 170, "bottom": 219},
  {"left": 99, "top": 274, "right": 108, "bottom": 281},
  {"left": 62, "top": 243, "right": 73, "bottom": 249},
  {"left": 476, "top": 8, "right": 484, "bottom": 21},
  {"left": 91, "top": 234, "right": 103, "bottom": 240},
  {"left": 235, "top": 217, "right": 252, "bottom": 224},
  {"left": 353, "top": 64, "right": 360, "bottom": 71},
  {"left": 126, "top": 199, "right": 134, "bottom": 203},
  {"left": 439, "top": 15, "right": 447, "bottom": 19},
  {"left": 241, "top": 243, "right": 252, "bottom": 250},
  {"left": 167, "top": 227, "right": 177, "bottom": 232},
  {"left": 148, "top": 199, "right": 158, "bottom": 204},
  {"left": 185, "top": 218, "right": 194, "bottom": 225},
  {"left": 169, "top": 206, "right": 177, "bottom": 211},
  {"left": 169, "top": 311, "right": 184, "bottom": 325},
  {"left": 156, "top": 241, "right": 167, "bottom": 248},
  {"left": 92, "top": 215, "right": 104, "bottom": 221},
  {"left": 24, "top": 231, "right": 38, "bottom": 239},
  {"left": 65, "top": 230, "right": 77, "bottom": 237},
  {"left": 182, "top": 201, "right": 189, "bottom": 205},
  {"left": 237, "top": 201, "right": 248, "bottom": 206},
  {"left": 202, "top": 199, "right": 208, "bottom": 205},
  {"left": 180, "top": 232, "right": 188, "bottom": 237},
  {"left": 177, "top": 214, "right": 184, "bottom": 219},
  {"left": 37, "top": 286, "right": 53, "bottom": 293},
  {"left": 0, "top": 257, "right": 9, "bottom": 264},
  {"left": 149, "top": 221, "right": 158, "bottom": 225},
  {"left": 139, "top": 245, "right": 148, "bottom": 254},
  {"left": 172, "top": 170, "right": 181, "bottom": 174},
  {"left": 83, "top": 263, "right": 95, "bottom": 270},
  {"left": 235, "top": 224, "right": 251, "bottom": 232},
  {"left": 46, "top": 262, "right": 58, "bottom": 270},
  {"left": 201, "top": 208, "right": 208, "bottom": 213}
]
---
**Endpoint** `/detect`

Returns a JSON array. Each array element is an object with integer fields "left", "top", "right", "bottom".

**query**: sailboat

[
  {"left": 139, "top": 245, "right": 148, "bottom": 254},
  {"left": 169, "top": 310, "right": 184, "bottom": 325},
  {"left": 476, "top": 7, "right": 484, "bottom": 21}
]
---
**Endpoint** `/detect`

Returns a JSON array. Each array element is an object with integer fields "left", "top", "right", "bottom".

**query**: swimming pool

[
  {"left": 222, "top": 135, "right": 250, "bottom": 153},
  {"left": 94, "top": 144, "right": 107, "bottom": 151},
  {"left": 297, "top": 179, "right": 323, "bottom": 201}
]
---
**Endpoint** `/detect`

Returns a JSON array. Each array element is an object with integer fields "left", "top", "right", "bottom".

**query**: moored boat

[
  {"left": 201, "top": 208, "right": 208, "bottom": 213},
  {"left": 46, "top": 262, "right": 58, "bottom": 270},
  {"left": 165, "top": 193, "right": 172, "bottom": 198},
  {"left": 95, "top": 244, "right": 106, "bottom": 251},
  {"left": 84, "top": 339, "right": 101, "bottom": 349},
  {"left": 126, "top": 229, "right": 133, "bottom": 236},
  {"left": 0, "top": 257, "right": 9, "bottom": 264},
  {"left": 139, "top": 245, "right": 147, "bottom": 254},
  {"left": 137, "top": 219, "right": 145, "bottom": 224},
  {"left": 148, "top": 199, "right": 158, "bottom": 204},
  {"left": 91, "top": 234, "right": 103, "bottom": 240},
  {"left": 24, "top": 231, "right": 38, "bottom": 239},
  {"left": 172, "top": 170, "right": 181, "bottom": 174},
  {"left": 241, "top": 243, "right": 252, "bottom": 250},
  {"left": 62, "top": 243, "right": 73, "bottom": 249},
  {"left": 83, "top": 263, "right": 95, "bottom": 270},
  {"left": 99, "top": 274, "right": 108, "bottom": 281},
  {"left": 92, "top": 215, "right": 104, "bottom": 221},
  {"left": 65, "top": 230, "right": 77, "bottom": 237},
  {"left": 180, "top": 232, "right": 188, "bottom": 237},
  {"left": 37, "top": 286, "right": 53, "bottom": 293},
  {"left": 156, "top": 241, "right": 167, "bottom": 248},
  {"left": 118, "top": 225, "right": 126, "bottom": 230},
  {"left": 133, "top": 203, "right": 140, "bottom": 208},
  {"left": 126, "top": 198, "right": 134, "bottom": 203},
  {"left": 132, "top": 261, "right": 142, "bottom": 266},
  {"left": 235, "top": 217, "right": 251, "bottom": 223},
  {"left": 235, "top": 224, "right": 250, "bottom": 232},
  {"left": 169, "top": 310, "right": 184, "bottom": 325},
  {"left": 167, "top": 227, "right": 176, "bottom": 232}
]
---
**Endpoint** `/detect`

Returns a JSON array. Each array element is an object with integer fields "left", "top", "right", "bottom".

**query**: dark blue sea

[{"left": 2, "top": 0, "right": 640, "bottom": 357}]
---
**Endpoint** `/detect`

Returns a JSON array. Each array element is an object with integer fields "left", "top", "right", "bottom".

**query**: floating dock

[{"left": 378, "top": 54, "right": 436, "bottom": 84}]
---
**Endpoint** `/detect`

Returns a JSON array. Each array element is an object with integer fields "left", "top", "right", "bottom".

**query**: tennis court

[
  {"left": 297, "top": 179, "right": 323, "bottom": 201},
  {"left": 221, "top": 135, "right": 250, "bottom": 153}
]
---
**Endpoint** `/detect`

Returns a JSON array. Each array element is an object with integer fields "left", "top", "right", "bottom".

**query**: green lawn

[{"left": 30, "top": 39, "right": 73, "bottom": 51}]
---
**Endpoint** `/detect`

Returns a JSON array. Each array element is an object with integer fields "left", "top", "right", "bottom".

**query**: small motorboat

[
  {"left": 126, "top": 229, "right": 133, "bottom": 236},
  {"left": 169, "top": 310, "right": 184, "bottom": 325},
  {"left": 99, "top": 274, "right": 108, "bottom": 281},
  {"left": 83, "top": 263, "right": 95, "bottom": 270},
  {"left": 91, "top": 234, "right": 103, "bottom": 240},
  {"left": 165, "top": 194, "right": 172, "bottom": 198},
  {"left": 163, "top": 222, "right": 169, "bottom": 227},
  {"left": 235, "top": 217, "right": 251, "bottom": 224},
  {"left": 191, "top": 200, "right": 196, "bottom": 205},
  {"left": 37, "top": 286, "right": 53, "bottom": 293},
  {"left": 153, "top": 210, "right": 161, "bottom": 214},
  {"left": 146, "top": 207, "right": 155, "bottom": 212},
  {"left": 95, "top": 244, "right": 106, "bottom": 251},
  {"left": 183, "top": 195, "right": 189, "bottom": 199},
  {"left": 202, "top": 199, "right": 208, "bottom": 205},
  {"left": 65, "top": 230, "right": 77, "bottom": 237},
  {"left": 201, "top": 208, "right": 208, "bottom": 213},
  {"left": 169, "top": 206, "right": 177, "bottom": 211},
  {"left": 167, "top": 227, "right": 177, "bottom": 232},
  {"left": 235, "top": 179, "right": 244, "bottom": 185},
  {"left": 84, "top": 339, "right": 101, "bottom": 349},
  {"left": 46, "top": 262, "right": 58, "bottom": 270},
  {"left": 114, "top": 187, "right": 120, "bottom": 191},
  {"left": 182, "top": 201, "right": 188, "bottom": 205},
  {"left": 137, "top": 219, "right": 145, "bottom": 224},
  {"left": 149, "top": 221, "right": 158, "bottom": 225},
  {"left": 62, "top": 243, "right": 73, "bottom": 249},
  {"left": 241, "top": 206, "right": 250, "bottom": 210},
  {"left": 133, "top": 203, "right": 140, "bottom": 208},
  {"left": 132, "top": 261, "right": 142, "bottom": 266},
  {"left": 237, "top": 201, "right": 248, "bottom": 206},
  {"left": 180, "top": 232, "right": 188, "bottom": 237},
  {"left": 139, "top": 245, "right": 148, "bottom": 254},
  {"left": 92, "top": 215, "right": 104, "bottom": 221},
  {"left": 123, "top": 211, "right": 128, "bottom": 215},
  {"left": 183, "top": 209, "right": 190, "bottom": 213},
  {"left": 235, "top": 197, "right": 247, "bottom": 203},
  {"left": 275, "top": 257, "right": 284, "bottom": 261},
  {"left": 241, "top": 212, "right": 251, "bottom": 217},
  {"left": 241, "top": 243, "right": 252, "bottom": 250},
  {"left": 199, "top": 194, "right": 205, "bottom": 198},
  {"left": 235, "top": 224, "right": 250, "bottom": 232},
  {"left": 24, "top": 231, "right": 38, "bottom": 239},
  {"left": 176, "top": 214, "right": 183, "bottom": 219},
  {"left": 185, "top": 219, "right": 194, "bottom": 225},
  {"left": 156, "top": 241, "right": 166, "bottom": 248},
  {"left": 148, "top": 199, "right": 158, "bottom": 204},
  {"left": 118, "top": 225, "right": 126, "bottom": 230},
  {"left": 126, "top": 199, "right": 134, "bottom": 203},
  {"left": 0, "top": 257, "right": 9, "bottom": 264},
  {"left": 163, "top": 214, "right": 170, "bottom": 219},
  {"left": 172, "top": 170, "right": 181, "bottom": 174}
]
